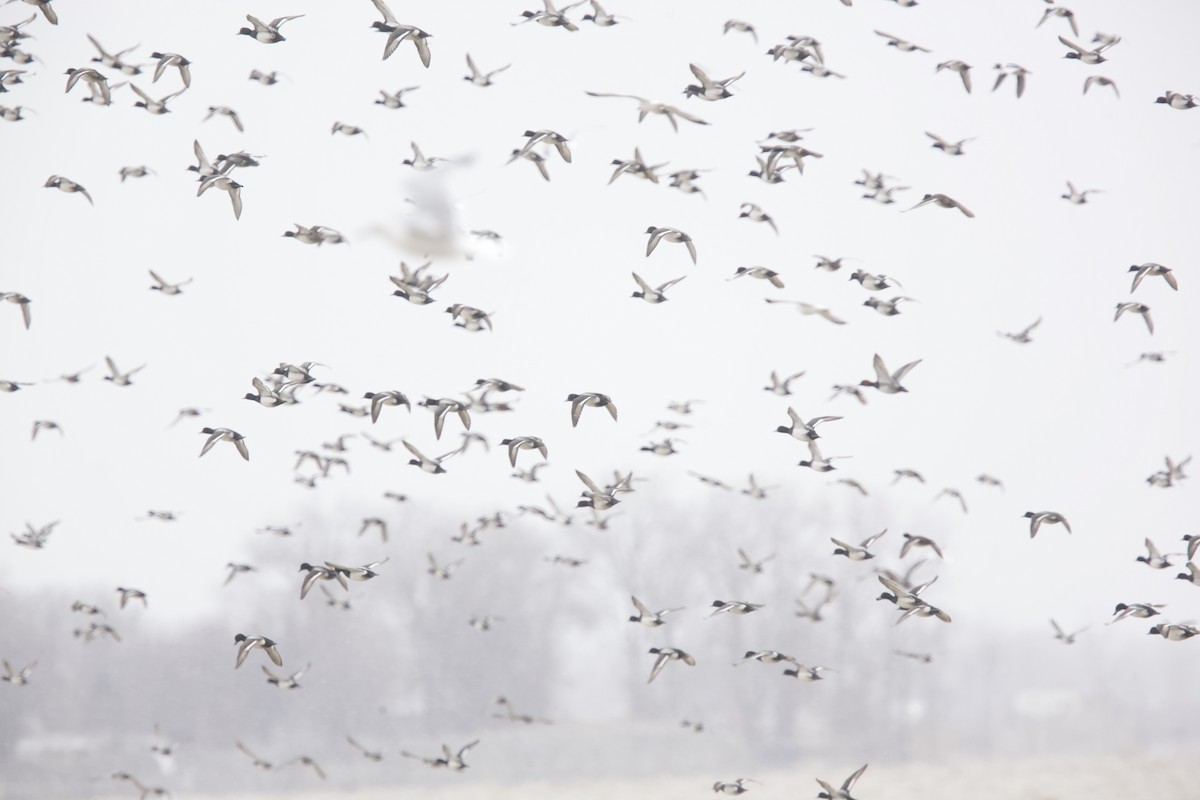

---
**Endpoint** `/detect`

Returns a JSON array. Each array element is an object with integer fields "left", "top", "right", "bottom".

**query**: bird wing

[
  {"left": 688, "top": 63, "right": 714, "bottom": 89},
  {"left": 878, "top": 574, "right": 908, "bottom": 597},
  {"left": 894, "top": 359, "right": 923, "bottom": 382},
  {"left": 412, "top": 32, "right": 432, "bottom": 68},
  {"left": 667, "top": 104, "right": 710, "bottom": 126},
  {"left": 227, "top": 184, "right": 243, "bottom": 220},
  {"left": 647, "top": 651, "right": 668, "bottom": 683},
  {"left": 862, "top": 528, "right": 888, "bottom": 548},
  {"left": 576, "top": 469, "right": 602, "bottom": 494},
  {"left": 843, "top": 763, "right": 869, "bottom": 792},
  {"left": 383, "top": 27, "right": 411, "bottom": 60},
  {"left": 871, "top": 354, "right": 890, "bottom": 383},
  {"left": 684, "top": 238, "right": 698, "bottom": 264},
  {"left": 1058, "top": 35, "right": 1086, "bottom": 54},
  {"left": 371, "top": 0, "right": 398, "bottom": 25}
]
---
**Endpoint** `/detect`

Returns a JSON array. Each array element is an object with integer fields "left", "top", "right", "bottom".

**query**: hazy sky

[{"left": 1, "top": 0, "right": 1198, "bottom": 678}]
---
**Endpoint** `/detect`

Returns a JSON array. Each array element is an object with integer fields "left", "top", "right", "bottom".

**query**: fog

[{"left": 2, "top": 0, "right": 1199, "bottom": 798}]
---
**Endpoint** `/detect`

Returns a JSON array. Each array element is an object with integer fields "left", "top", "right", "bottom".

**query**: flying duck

[
  {"left": 631, "top": 272, "right": 685, "bottom": 303},
  {"left": 1022, "top": 511, "right": 1071, "bottom": 538},
  {"left": 233, "top": 634, "right": 282, "bottom": 668},
  {"left": 566, "top": 392, "right": 618, "bottom": 426},
  {"left": 629, "top": 596, "right": 684, "bottom": 627},
  {"left": 816, "top": 764, "right": 868, "bottom": 800},
  {"left": 647, "top": 647, "right": 695, "bottom": 682},
  {"left": 832, "top": 529, "right": 887, "bottom": 560},
  {"left": 238, "top": 14, "right": 304, "bottom": 44},
  {"left": 860, "top": 353, "right": 921, "bottom": 393},
  {"left": 198, "top": 427, "right": 249, "bottom": 460}
]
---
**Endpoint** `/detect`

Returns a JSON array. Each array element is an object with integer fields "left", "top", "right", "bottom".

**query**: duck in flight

[
  {"left": 645, "top": 226, "right": 697, "bottom": 264},
  {"left": 238, "top": 14, "right": 304, "bottom": 44},
  {"left": 586, "top": 91, "right": 710, "bottom": 131}
]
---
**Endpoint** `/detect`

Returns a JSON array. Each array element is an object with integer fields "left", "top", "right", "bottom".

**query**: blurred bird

[
  {"left": 647, "top": 647, "right": 695, "bottom": 682},
  {"left": 238, "top": 14, "right": 304, "bottom": 44},
  {"left": 233, "top": 634, "right": 282, "bottom": 668}
]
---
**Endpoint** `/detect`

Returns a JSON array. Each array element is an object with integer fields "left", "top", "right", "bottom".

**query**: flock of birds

[{"left": 2, "top": 0, "right": 1198, "bottom": 798}]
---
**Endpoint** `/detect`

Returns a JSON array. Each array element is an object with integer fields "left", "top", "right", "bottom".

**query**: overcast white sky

[{"left": 1, "top": 0, "right": 1198, "bottom": 649}]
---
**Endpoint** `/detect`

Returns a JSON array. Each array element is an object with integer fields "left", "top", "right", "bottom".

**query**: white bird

[
  {"left": 832, "top": 530, "right": 886, "bottom": 561},
  {"left": 1037, "top": 6, "right": 1079, "bottom": 37},
  {"left": 764, "top": 298, "right": 846, "bottom": 325},
  {"left": 935, "top": 60, "right": 972, "bottom": 93},
  {"left": 148, "top": 270, "right": 191, "bottom": 295},
  {"left": 1114, "top": 302, "right": 1153, "bottom": 334},
  {"left": 1128, "top": 263, "right": 1177, "bottom": 293},
  {"left": 1083, "top": 75, "right": 1119, "bottom": 98},
  {"left": 860, "top": 354, "right": 921, "bottom": 394},
  {"left": 738, "top": 203, "right": 778, "bottom": 234},
  {"left": 464, "top": 53, "right": 509, "bottom": 87},
  {"left": 816, "top": 764, "right": 868, "bottom": 800},
  {"left": 1062, "top": 181, "right": 1102, "bottom": 204},
  {"left": 646, "top": 647, "right": 695, "bottom": 683},
  {"left": 926, "top": 131, "right": 974, "bottom": 156},
  {"left": 383, "top": 25, "right": 432, "bottom": 67},
  {"left": 205, "top": 106, "right": 244, "bottom": 132},
  {"left": 631, "top": 272, "right": 685, "bottom": 304},
  {"left": 645, "top": 226, "right": 697, "bottom": 264},
  {"left": 1, "top": 292, "right": 31, "bottom": 329},
  {"left": 197, "top": 176, "right": 243, "bottom": 220},
  {"left": 683, "top": 63, "right": 744, "bottom": 101},
  {"left": 874, "top": 31, "right": 930, "bottom": 53},
  {"left": 238, "top": 14, "right": 304, "bottom": 44},
  {"left": 992, "top": 64, "right": 1031, "bottom": 98},
  {"left": 199, "top": 427, "right": 249, "bottom": 461},
  {"left": 585, "top": 91, "right": 710, "bottom": 132},
  {"left": 998, "top": 317, "right": 1041, "bottom": 344},
  {"left": 905, "top": 193, "right": 974, "bottom": 217}
]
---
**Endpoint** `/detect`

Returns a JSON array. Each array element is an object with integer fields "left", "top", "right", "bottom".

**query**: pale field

[{"left": 86, "top": 752, "right": 1199, "bottom": 800}]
